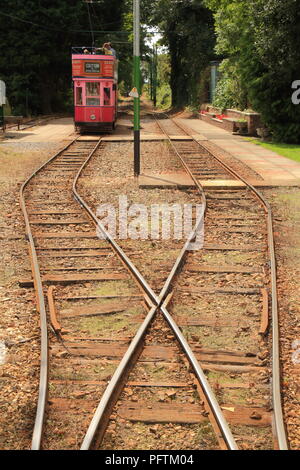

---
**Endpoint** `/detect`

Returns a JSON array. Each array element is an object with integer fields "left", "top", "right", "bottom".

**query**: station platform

[
  {"left": 1, "top": 117, "right": 75, "bottom": 142},
  {"left": 2, "top": 115, "right": 299, "bottom": 187},
  {"left": 176, "top": 117, "right": 300, "bottom": 186}
]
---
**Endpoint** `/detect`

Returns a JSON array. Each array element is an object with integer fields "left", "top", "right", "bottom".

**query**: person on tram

[
  {"left": 102, "top": 43, "right": 112, "bottom": 55},
  {"left": 107, "top": 43, "right": 117, "bottom": 57},
  {"left": 102, "top": 42, "right": 117, "bottom": 57}
]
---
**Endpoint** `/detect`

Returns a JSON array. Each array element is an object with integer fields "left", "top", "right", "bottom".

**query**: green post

[
  {"left": 153, "top": 45, "right": 157, "bottom": 108},
  {"left": 133, "top": 0, "right": 140, "bottom": 177},
  {"left": 149, "top": 61, "right": 153, "bottom": 101}
]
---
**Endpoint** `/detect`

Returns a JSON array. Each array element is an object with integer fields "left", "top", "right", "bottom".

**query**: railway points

[
  {"left": 1, "top": 0, "right": 300, "bottom": 454},
  {"left": 1, "top": 103, "right": 299, "bottom": 451}
]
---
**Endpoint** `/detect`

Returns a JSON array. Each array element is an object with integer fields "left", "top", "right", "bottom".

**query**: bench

[
  {"left": 3, "top": 116, "right": 23, "bottom": 130},
  {"left": 200, "top": 113, "right": 240, "bottom": 133}
]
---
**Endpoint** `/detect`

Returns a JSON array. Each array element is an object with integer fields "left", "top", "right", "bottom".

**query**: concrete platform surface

[
  {"left": 3, "top": 114, "right": 299, "bottom": 188},
  {"left": 102, "top": 134, "right": 168, "bottom": 142},
  {"left": 3, "top": 117, "right": 75, "bottom": 142},
  {"left": 139, "top": 172, "right": 251, "bottom": 189},
  {"left": 139, "top": 172, "right": 195, "bottom": 188}
]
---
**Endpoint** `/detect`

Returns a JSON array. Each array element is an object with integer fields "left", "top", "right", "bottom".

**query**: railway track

[
  {"left": 75, "top": 119, "right": 287, "bottom": 450},
  {"left": 21, "top": 136, "right": 236, "bottom": 450},
  {"left": 150, "top": 114, "right": 288, "bottom": 449},
  {"left": 21, "top": 112, "right": 288, "bottom": 450},
  {"left": 20, "top": 138, "right": 148, "bottom": 449}
]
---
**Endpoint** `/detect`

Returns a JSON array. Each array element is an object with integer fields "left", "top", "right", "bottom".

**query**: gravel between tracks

[{"left": 78, "top": 141, "right": 202, "bottom": 291}]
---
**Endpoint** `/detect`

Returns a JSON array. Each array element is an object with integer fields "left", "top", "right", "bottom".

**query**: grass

[
  {"left": 65, "top": 305, "right": 144, "bottom": 337},
  {"left": 181, "top": 324, "right": 258, "bottom": 351},
  {"left": 246, "top": 138, "right": 300, "bottom": 163},
  {"left": 92, "top": 280, "right": 137, "bottom": 297},
  {"left": 201, "top": 251, "right": 264, "bottom": 265}
]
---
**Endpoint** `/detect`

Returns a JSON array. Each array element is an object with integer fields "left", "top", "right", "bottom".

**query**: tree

[
  {"left": 145, "top": 0, "right": 216, "bottom": 108},
  {"left": 245, "top": 0, "right": 300, "bottom": 142},
  {"left": 0, "top": 0, "right": 127, "bottom": 115},
  {"left": 205, "top": 0, "right": 300, "bottom": 142}
]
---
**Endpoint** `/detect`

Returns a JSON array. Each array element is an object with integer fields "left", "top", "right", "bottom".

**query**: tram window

[
  {"left": 86, "top": 82, "right": 100, "bottom": 106},
  {"left": 86, "top": 82, "right": 100, "bottom": 96},
  {"left": 104, "top": 87, "right": 111, "bottom": 105},
  {"left": 76, "top": 87, "right": 82, "bottom": 105}
]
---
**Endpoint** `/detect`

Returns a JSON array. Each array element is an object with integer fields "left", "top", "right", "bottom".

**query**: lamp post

[{"left": 133, "top": 0, "right": 140, "bottom": 177}]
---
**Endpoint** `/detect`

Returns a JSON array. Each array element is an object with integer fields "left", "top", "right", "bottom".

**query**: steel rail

[
  {"left": 20, "top": 138, "right": 109, "bottom": 450},
  {"left": 20, "top": 138, "right": 79, "bottom": 450},
  {"left": 161, "top": 115, "right": 288, "bottom": 450},
  {"left": 153, "top": 117, "right": 241, "bottom": 449},
  {"left": 72, "top": 141, "right": 238, "bottom": 450}
]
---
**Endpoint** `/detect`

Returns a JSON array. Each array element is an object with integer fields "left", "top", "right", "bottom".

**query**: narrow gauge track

[
  {"left": 20, "top": 138, "right": 147, "bottom": 450},
  {"left": 151, "top": 114, "right": 288, "bottom": 450},
  {"left": 21, "top": 137, "right": 237, "bottom": 450},
  {"left": 21, "top": 112, "right": 288, "bottom": 450},
  {"left": 74, "top": 142, "right": 238, "bottom": 451}
]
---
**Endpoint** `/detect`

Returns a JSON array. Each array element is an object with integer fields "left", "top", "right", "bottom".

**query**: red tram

[{"left": 72, "top": 47, "right": 118, "bottom": 133}]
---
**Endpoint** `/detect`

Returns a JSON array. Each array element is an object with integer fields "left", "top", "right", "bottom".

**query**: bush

[
  {"left": 205, "top": 0, "right": 300, "bottom": 143},
  {"left": 157, "top": 83, "right": 172, "bottom": 109},
  {"left": 212, "top": 59, "right": 248, "bottom": 111}
]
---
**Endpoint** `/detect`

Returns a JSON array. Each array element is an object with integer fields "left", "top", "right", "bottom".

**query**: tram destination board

[
  {"left": 85, "top": 62, "right": 100, "bottom": 73},
  {"left": 72, "top": 58, "right": 114, "bottom": 78}
]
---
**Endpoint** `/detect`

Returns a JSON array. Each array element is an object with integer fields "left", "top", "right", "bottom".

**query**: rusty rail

[
  {"left": 156, "top": 114, "right": 288, "bottom": 450},
  {"left": 73, "top": 140, "right": 238, "bottom": 451},
  {"left": 19, "top": 137, "right": 92, "bottom": 450}
]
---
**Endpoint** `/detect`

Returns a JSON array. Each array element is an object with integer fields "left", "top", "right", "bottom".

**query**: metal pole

[
  {"left": 153, "top": 45, "right": 157, "bottom": 108},
  {"left": 149, "top": 61, "right": 153, "bottom": 101},
  {"left": 133, "top": 0, "right": 140, "bottom": 177}
]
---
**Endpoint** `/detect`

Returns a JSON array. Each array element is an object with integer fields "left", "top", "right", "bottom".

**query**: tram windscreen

[{"left": 86, "top": 82, "right": 100, "bottom": 106}]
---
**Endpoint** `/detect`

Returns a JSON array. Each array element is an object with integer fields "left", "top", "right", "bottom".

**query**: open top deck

[{"left": 72, "top": 46, "right": 117, "bottom": 79}]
